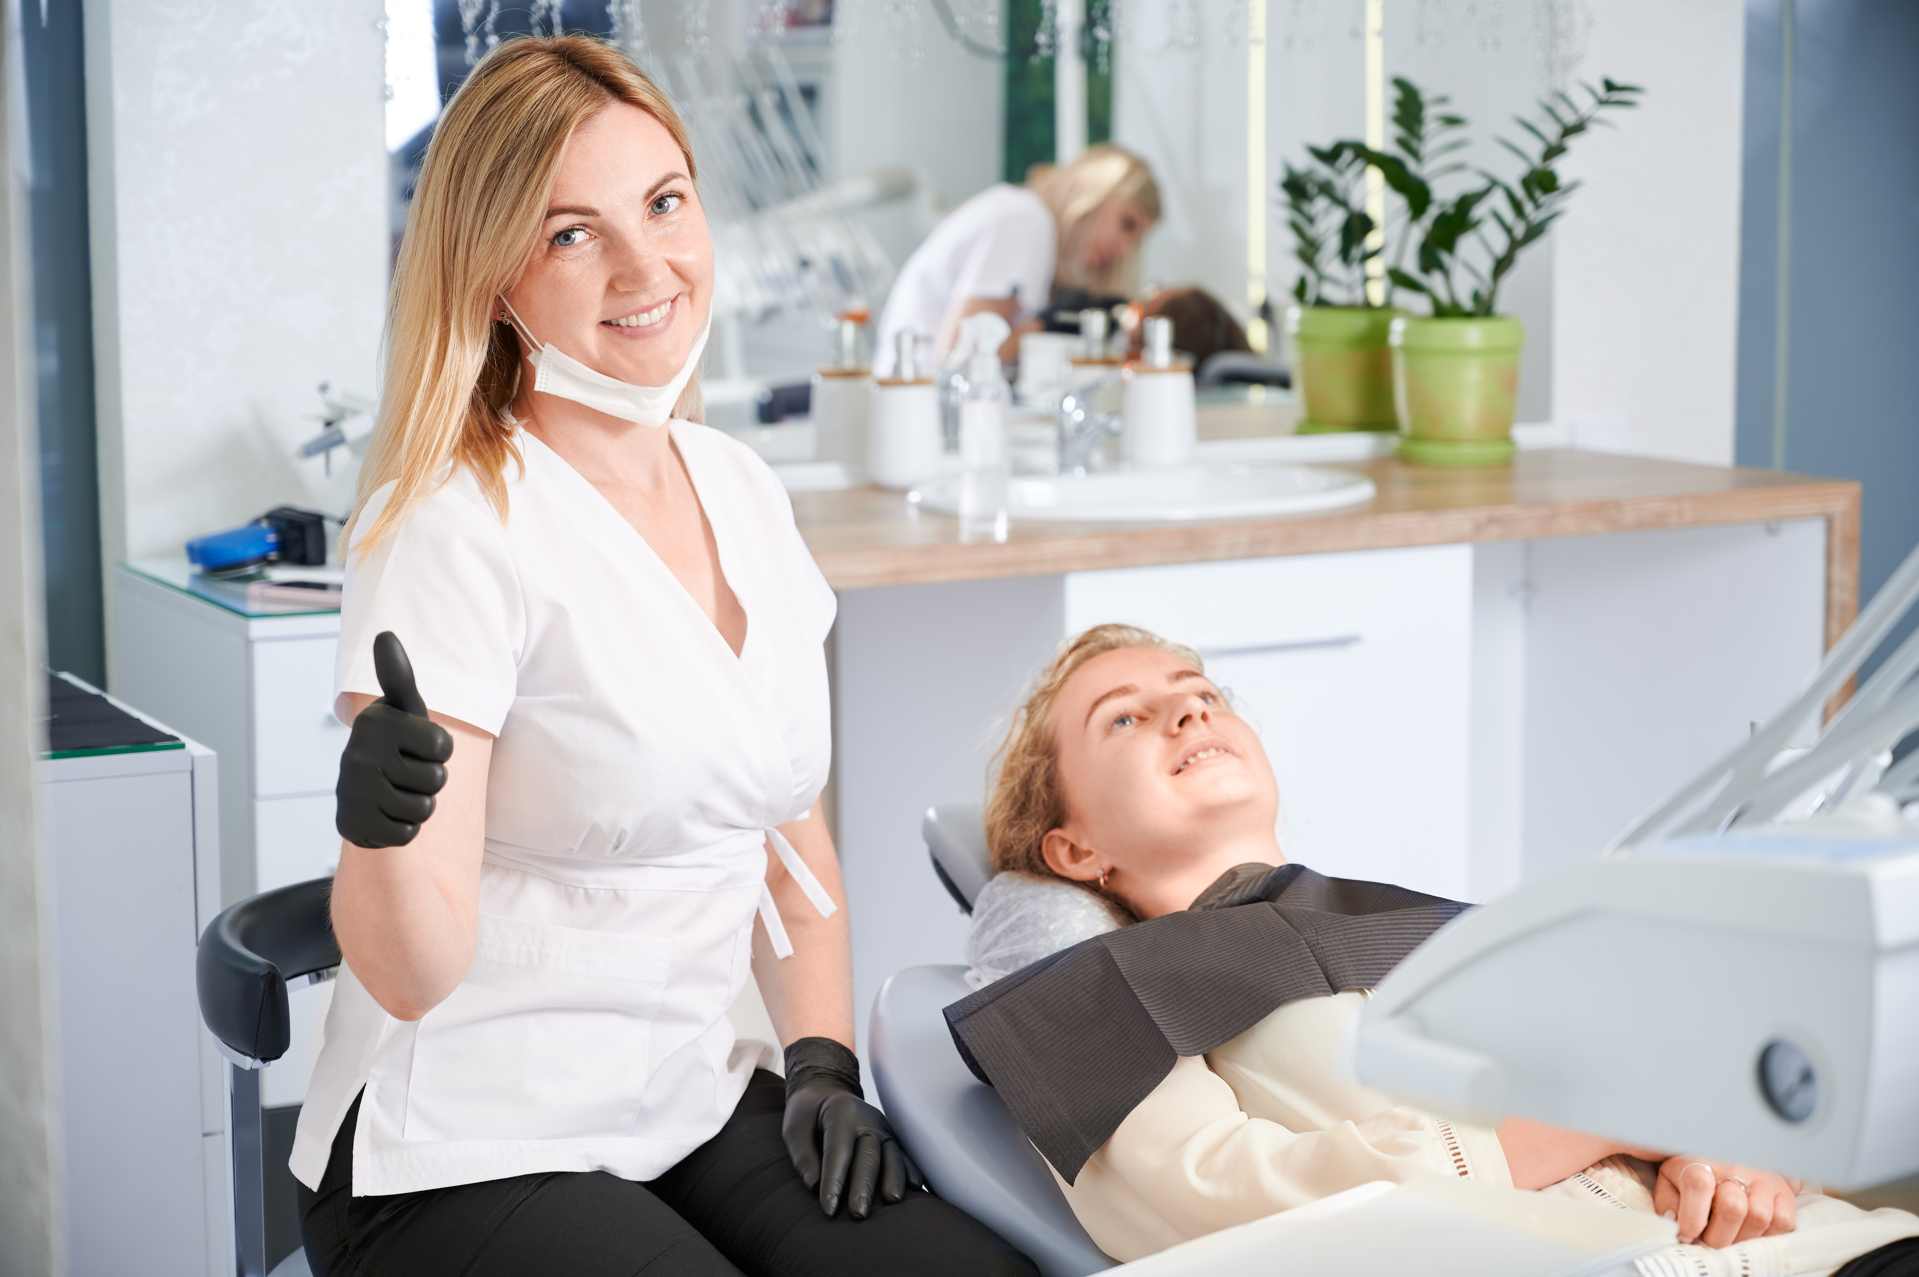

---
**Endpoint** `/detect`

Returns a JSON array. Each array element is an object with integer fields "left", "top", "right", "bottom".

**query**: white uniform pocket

[{"left": 400, "top": 912, "right": 672, "bottom": 1144}]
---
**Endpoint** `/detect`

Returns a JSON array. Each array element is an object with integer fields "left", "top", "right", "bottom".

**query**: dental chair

[
  {"left": 870, "top": 806, "right": 1677, "bottom": 1277},
  {"left": 869, "top": 804, "right": 1115, "bottom": 1276},
  {"left": 1195, "top": 350, "right": 1290, "bottom": 389},
  {"left": 197, "top": 877, "right": 338, "bottom": 1277}
]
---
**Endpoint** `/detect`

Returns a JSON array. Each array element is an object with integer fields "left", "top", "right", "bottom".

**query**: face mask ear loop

[{"left": 497, "top": 296, "right": 542, "bottom": 355}]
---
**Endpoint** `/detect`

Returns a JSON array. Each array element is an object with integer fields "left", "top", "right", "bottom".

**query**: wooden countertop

[{"left": 792, "top": 446, "right": 1862, "bottom": 665}]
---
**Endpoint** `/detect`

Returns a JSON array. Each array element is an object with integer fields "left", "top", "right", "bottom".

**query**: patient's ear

[{"left": 1040, "top": 828, "right": 1103, "bottom": 884}]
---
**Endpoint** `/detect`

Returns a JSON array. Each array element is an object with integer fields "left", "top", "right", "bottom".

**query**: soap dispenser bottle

[
  {"left": 812, "top": 310, "right": 871, "bottom": 473},
  {"left": 955, "top": 312, "right": 1013, "bottom": 539},
  {"left": 868, "top": 329, "right": 942, "bottom": 490},
  {"left": 1120, "top": 314, "right": 1197, "bottom": 467}
]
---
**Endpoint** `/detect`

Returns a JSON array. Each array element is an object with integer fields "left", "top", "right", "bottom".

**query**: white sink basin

[{"left": 908, "top": 462, "right": 1376, "bottom": 524}]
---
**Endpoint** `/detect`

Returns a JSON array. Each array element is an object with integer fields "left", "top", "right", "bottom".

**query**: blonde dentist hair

[
  {"left": 349, "top": 34, "right": 703, "bottom": 555},
  {"left": 1026, "top": 143, "right": 1163, "bottom": 296}
]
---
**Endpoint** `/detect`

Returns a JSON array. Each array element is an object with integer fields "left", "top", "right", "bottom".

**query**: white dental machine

[{"left": 1358, "top": 542, "right": 1919, "bottom": 1191}]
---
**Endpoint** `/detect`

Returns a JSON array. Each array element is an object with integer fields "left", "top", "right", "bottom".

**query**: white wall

[
  {"left": 84, "top": 0, "right": 388, "bottom": 656},
  {"left": 0, "top": 1, "right": 60, "bottom": 1271},
  {"left": 1114, "top": 3, "right": 1260, "bottom": 314},
  {"left": 828, "top": 5, "right": 1003, "bottom": 250},
  {"left": 1551, "top": 0, "right": 1746, "bottom": 464}
]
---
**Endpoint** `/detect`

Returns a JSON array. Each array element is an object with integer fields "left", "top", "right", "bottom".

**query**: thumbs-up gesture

[{"left": 335, "top": 631, "right": 455, "bottom": 848}]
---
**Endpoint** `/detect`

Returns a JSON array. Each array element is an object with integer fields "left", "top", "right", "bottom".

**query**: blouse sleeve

[
  {"left": 333, "top": 475, "right": 524, "bottom": 735},
  {"left": 936, "top": 191, "right": 1057, "bottom": 356},
  {"left": 1054, "top": 1054, "right": 1513, "bottom": 1263}
]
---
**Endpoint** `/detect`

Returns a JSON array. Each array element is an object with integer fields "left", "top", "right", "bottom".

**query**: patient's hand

[{"left": 1653, "top": 1156, "right": 1801, "bottom": 1247}]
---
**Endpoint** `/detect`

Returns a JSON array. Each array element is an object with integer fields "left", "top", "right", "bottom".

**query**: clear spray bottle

[{"left": 955, "top": 312, "right": 1013, "bottom": 540}]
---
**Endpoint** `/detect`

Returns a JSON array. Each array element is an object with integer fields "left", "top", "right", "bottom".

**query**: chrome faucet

[{"left": 1056, "top": 373, "right": 1122, "bottom": 478}]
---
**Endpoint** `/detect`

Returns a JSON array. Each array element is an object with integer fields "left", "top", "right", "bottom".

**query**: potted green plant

[
  {"left": 1368, "top": 77, "right": 1644, "bottom": 465},
  {"left": 1280, "top": 144, "right": 1395, "bottom": 434},
  {"left": 1280, "top": 81, "right": 1469, "bottom": 434}
]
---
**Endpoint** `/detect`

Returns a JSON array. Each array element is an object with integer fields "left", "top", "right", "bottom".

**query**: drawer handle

[{"left": 1200, "top": 635, "right": 1362, "bottom": 660}]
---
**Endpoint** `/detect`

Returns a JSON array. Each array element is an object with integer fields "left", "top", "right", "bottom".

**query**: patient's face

[{"left": 1046, "top": 647, "right": 1278, "bottom": 888}]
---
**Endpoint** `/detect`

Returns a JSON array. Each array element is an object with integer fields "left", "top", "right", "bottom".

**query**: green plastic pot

[
  {"left": 1285, "top": 305, "right": 1400, "bottom": 434},
  {"left": 1389, "top": 315, "right": 1525, "bottom": 466}
]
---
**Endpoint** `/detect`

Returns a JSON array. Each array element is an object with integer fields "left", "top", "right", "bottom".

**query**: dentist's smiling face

[
  {"left": 1044, "top": 646, "right": 1278, "bottom": 890},
  {"left": 503, "top": 100, "right": 713, "bottom": 388}
]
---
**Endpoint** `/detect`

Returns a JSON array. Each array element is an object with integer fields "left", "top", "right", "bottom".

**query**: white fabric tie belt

[{"left": 757, "top": 825, "right": 837, "bottom": 959}]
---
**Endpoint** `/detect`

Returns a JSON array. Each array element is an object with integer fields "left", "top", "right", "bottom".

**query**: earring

[{"left": 1097, "top": 866, "right": 1110, "bottom": 890}]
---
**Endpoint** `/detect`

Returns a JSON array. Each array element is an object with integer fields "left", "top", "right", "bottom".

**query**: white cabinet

[
  {"left": 110, "top": 563, "right": 345, "bottom": 1272},
  {"left": 834, "top": 544, "right": 1479, "bottom": 1020},
  {"left": 38, "top": 683, "right": 222, "bottom": 1277},
  {"left": 1065, "top": 546, "right": 1476, "bottom": 900},
  {"left": 832, "top": 522, "right": 1829, "bottom": 1026}
]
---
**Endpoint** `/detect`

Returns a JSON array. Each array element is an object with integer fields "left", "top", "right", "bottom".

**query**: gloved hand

[
  {"left": 335, "top": 631, "right": 453, "bottom": 848},
  {"left": 781, "top": 1037, "right": 924, "bottom": 1219}
]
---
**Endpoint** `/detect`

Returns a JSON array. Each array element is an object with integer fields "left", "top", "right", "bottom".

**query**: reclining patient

[{"left": 945, "top": 623, "right": 1919, "bottom": 1276}]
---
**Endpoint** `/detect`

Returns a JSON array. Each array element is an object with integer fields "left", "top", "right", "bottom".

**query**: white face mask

[{"left": 500, "top": 296, "right": 709, "bottom": 427}]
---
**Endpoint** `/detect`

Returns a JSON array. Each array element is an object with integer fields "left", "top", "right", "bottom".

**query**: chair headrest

[{"left": 923, "top": 803, "right": 992, "bottom": 914}]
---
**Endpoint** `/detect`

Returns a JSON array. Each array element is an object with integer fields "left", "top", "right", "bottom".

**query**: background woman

[{"left": 873, "top": 143, "right": 1161, "bottom": 373}]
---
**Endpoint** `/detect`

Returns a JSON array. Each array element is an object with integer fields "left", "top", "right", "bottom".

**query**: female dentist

[
  {"left": 873, "top": 143, "right": 1162, "bottom": 373},
  {"left": 290, "top": 35, "right": 1035, "bottom": 1277}
]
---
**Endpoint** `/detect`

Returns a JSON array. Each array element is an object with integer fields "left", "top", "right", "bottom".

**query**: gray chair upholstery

[
  {"left": 870, "top": 805, "right": 1113, "bottom": 1275},
  {"left": 1196, "top": 350, "right": 1290, "bottom": 388},
  {"left": 922, "top": 803, "right": 992, "bottom": 913},
  {"left": 871, "top": 964, "right": 1112, "bottom": 1277}
]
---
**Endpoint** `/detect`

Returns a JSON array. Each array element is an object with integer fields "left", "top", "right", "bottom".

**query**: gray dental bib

[{"left": 942, "top": 862, "right": 1470, "bottom": 1183}]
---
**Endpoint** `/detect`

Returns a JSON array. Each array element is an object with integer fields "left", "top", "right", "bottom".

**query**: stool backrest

[{"left": 196, "top": 877, "right": 339, "bottom": 1066}]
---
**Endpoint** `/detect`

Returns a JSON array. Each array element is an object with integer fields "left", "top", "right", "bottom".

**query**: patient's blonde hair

[
  {"left": 1027, "top": 143, "right": 1162, "bottom": 295},
  {"left": 984, "top": 624, "right": 1203, "bottom": 890},
  {"left": 348, "top": 35, "right": 702, "bottom": 555}
]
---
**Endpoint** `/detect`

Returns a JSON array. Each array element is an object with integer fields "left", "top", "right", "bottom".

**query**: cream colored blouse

[{"left": 1053, "top": 991, "right": 1919, "bottom": 1275}]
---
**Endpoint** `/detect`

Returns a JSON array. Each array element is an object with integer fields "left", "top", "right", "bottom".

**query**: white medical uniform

[
  {"left": 873, "top": 183, "right": 1056, "bottom": 376},
  {"left": 289, "top": 419, "right": 838, "bottom": 1197}
]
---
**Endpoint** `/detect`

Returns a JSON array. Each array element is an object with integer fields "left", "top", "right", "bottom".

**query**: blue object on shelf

[{"left": 186, "top": 522, "right": 277, "bottom": 573}]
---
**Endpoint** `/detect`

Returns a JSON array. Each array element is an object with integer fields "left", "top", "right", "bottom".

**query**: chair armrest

[{"left": 195, "top": 877, "right": 340, "bottom": 1066}]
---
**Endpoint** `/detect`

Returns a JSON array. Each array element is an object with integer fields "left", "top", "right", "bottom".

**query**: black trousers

[{"left": 297, "top": 1071, "right": 1038, "bottom": 1277}]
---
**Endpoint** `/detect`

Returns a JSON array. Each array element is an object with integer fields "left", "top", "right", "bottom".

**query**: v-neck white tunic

[{"left": 289, "top": 420, "right": 838, "bottom": 1196}]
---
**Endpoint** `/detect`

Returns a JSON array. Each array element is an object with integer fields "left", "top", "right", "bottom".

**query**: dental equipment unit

[{"left": 1357, "top": 541, "right": 1919, "bottom": 1191}]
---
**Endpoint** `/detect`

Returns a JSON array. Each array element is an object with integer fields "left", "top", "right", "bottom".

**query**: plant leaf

[{"left": 1386, "top": 267, "right": 1431, "bottom": 295}]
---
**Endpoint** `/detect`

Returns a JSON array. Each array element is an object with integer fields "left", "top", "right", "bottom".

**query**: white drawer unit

[
  {"left": 39, "top": 678, "right": 222, "bottom": 1277},
  {"left": 112, "top": 561, "right": 345, "bottom": 904},
  {"left": 253, "top": 636, "right": 351, "bottom": 798},
  {"left": 111, "top": 562, "right": 347, "bottom": 1276}
]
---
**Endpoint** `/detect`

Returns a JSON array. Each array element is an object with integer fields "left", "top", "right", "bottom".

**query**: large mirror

[{"left": 385, "top": 1, "right": 1596, "bottom": 429}]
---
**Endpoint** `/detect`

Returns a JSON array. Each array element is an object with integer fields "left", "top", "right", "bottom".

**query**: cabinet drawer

[
  {"left": 255, "top": 795, "right": 341, "bottom": 893},
  {"left": 1065, "top": 544, "right": 1469, "bottom": 651},
  {"left": 252, "top": 636, "right": 346, "bottom": 797}
]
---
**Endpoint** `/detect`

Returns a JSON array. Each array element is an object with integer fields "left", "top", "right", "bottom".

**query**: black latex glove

[
  {"left": 335, "top": 631, "right": 453, "bottom": 849},
  {"left": 781, "top": 1037, "right": 924, "bottom": 1219}
]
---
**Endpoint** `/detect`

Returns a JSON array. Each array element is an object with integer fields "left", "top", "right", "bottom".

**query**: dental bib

[{"left": 501, "top": 296, "right": 710, "bottom": 427}]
